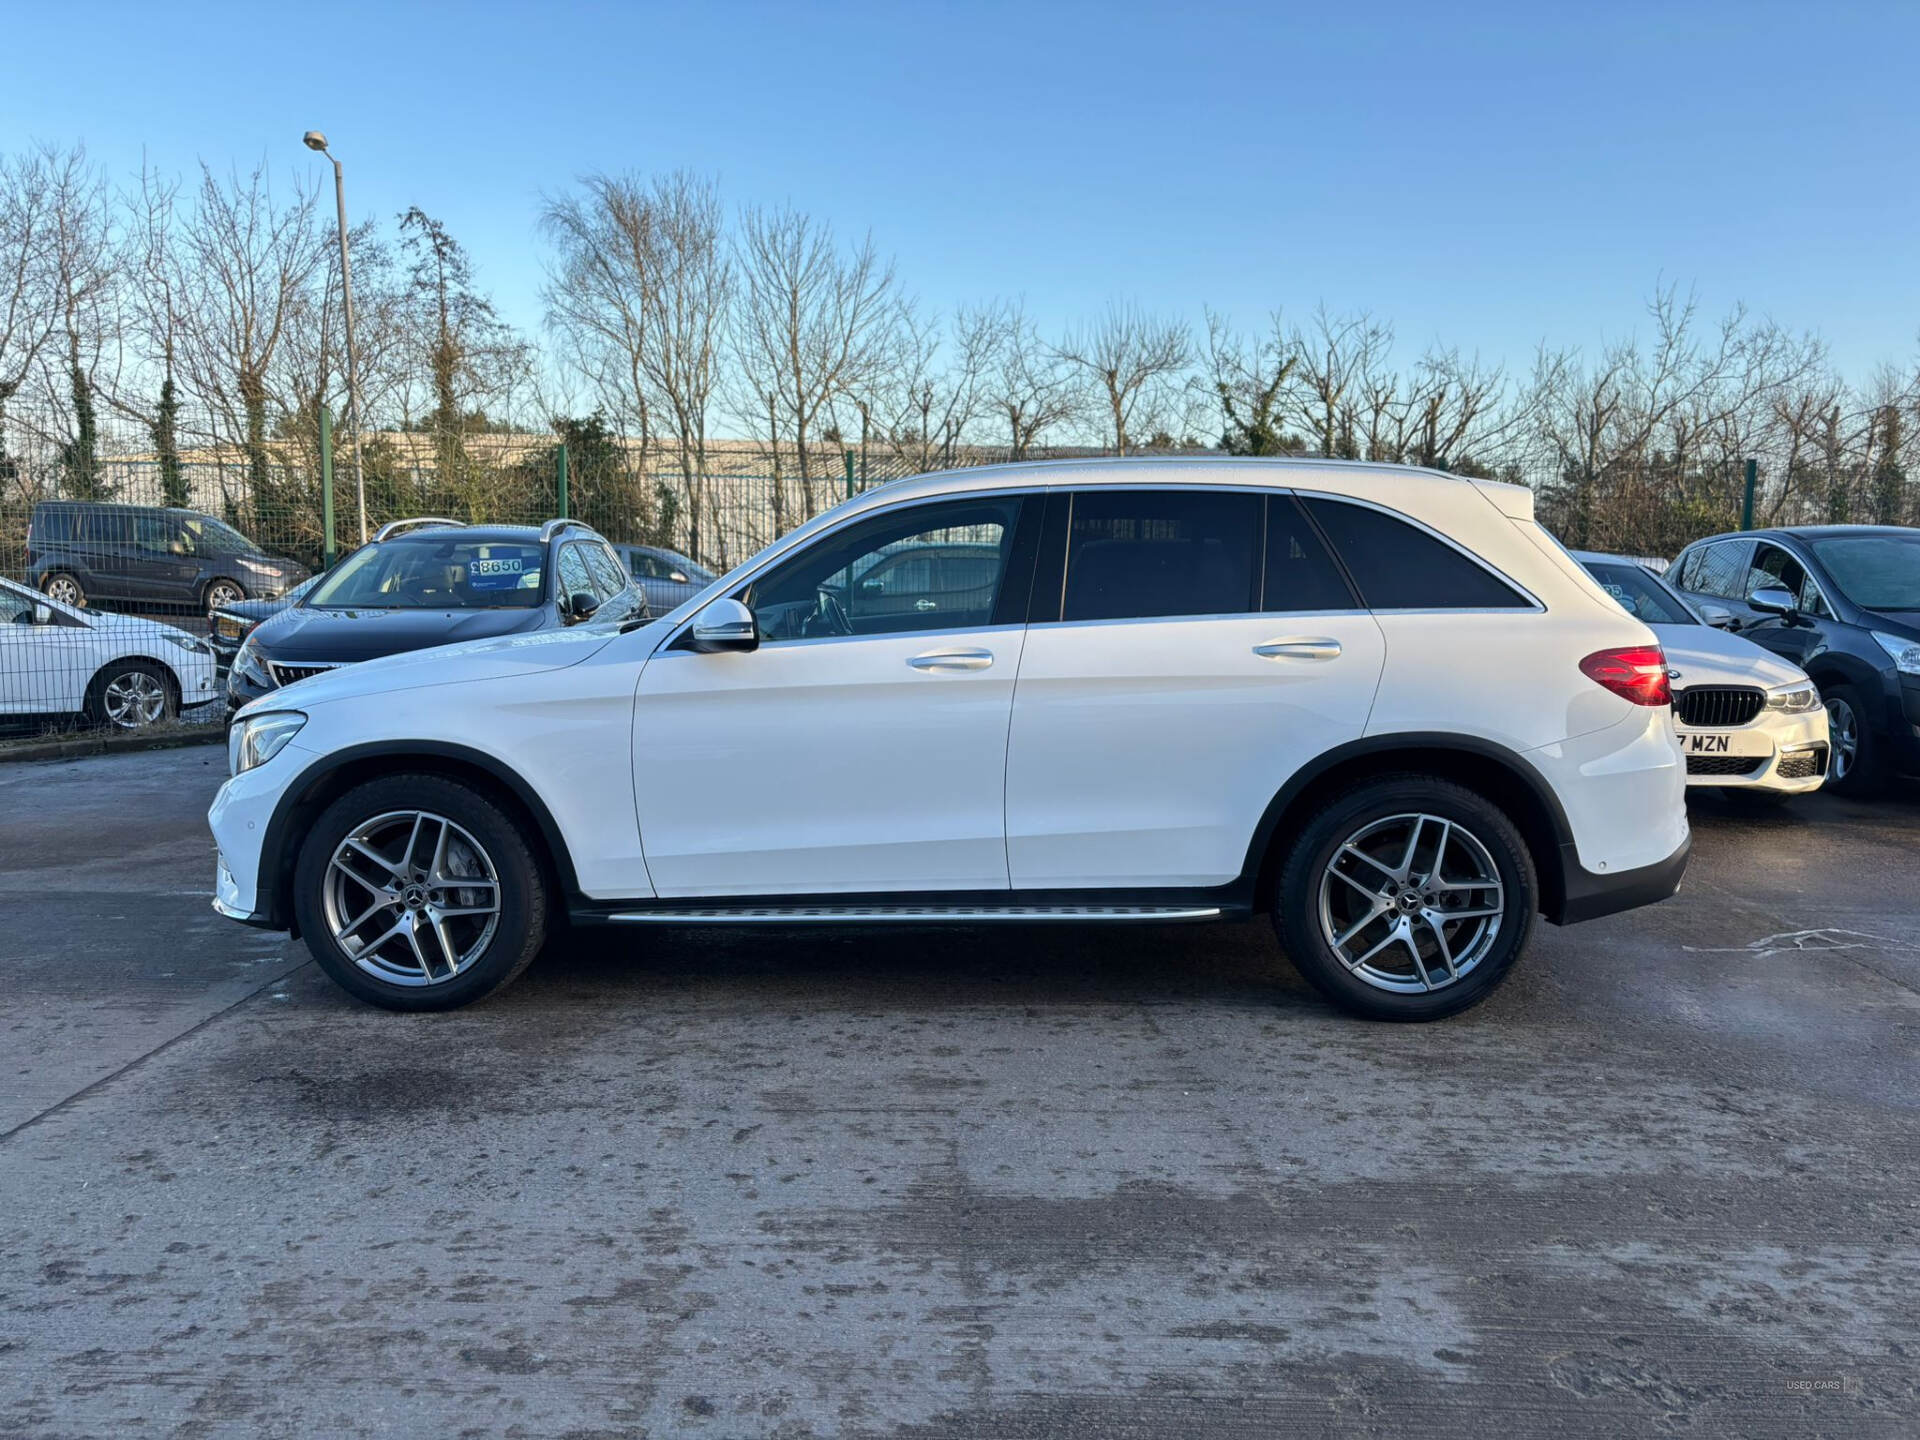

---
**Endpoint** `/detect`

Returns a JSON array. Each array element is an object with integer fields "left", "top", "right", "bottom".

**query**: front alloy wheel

[
  {"left": 294, "top": 774, "right": 548, "bottom": 1011},
  {"left": 1824, "top": 695, "right": 1858, "bottom": 786},
  {"left": 323, "top": 810, "right": 503, "bottom": 986},
  {"left": 89, "top": 663, "right": 176, "bottom": 729},
  {"left": 205, "top": 579, "right": 246, "bottom": 613},
  {"left": 43, "top": 573, "right": 85, "bottom": 607}
]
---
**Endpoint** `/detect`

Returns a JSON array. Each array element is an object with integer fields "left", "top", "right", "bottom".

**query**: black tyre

[
  {"left": 292, "top": 774, "right": 549, "bottom": 1012},
  {"left": 1275, "top": 774, "right": 1537, "bottom": 1021},
  {"left": 1820, "top": 684, "right": 1878, "bottom": 796},
  {"left": 41, "top": 571, "right": 86, "bottom": 608},
  {"left": 203, "top": 577, "right": 247, "bottom": 613},
  {"left": 84, "top": 661, "right": 178, "bottom": 730}
]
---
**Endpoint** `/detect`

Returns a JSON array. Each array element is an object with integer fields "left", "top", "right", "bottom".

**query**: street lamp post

[{"left": 303, "top": 131, "right": 368, "bottom": 544}]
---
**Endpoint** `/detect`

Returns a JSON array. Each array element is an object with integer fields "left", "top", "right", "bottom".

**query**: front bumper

[{"left": 1677, "top": 705, "right": 1830, "bottom": 794}]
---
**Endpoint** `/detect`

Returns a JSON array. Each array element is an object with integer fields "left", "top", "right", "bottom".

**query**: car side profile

[
  {"left": 27, "top": 501, "right": 308, "bottom": 615},
  {"left": 0, "top": 574, "right": 218, "bottom": 728},
  {"left": 227, "top": 517, "right": 646, "bottom": 713},
  {"left": 1668, "top": 525, "right": 1920, "bottom": 793},
  {"left": 1573, "top": 552, "right": 1828, "bottom": 797},
  {"left": 209, "top": 459, "right": 1690, "bottom": 1022}
]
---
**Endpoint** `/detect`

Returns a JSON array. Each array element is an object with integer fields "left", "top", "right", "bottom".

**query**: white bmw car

[
  {"left": 1575, "top": 553, "right": 1828, "bottom": 796},
  {"left": 0, "top": 575, "right": 219, "bottom": 729}
]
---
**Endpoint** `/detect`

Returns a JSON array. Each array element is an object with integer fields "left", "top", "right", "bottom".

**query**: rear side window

[
  {"left": 1061, "top": 490, "right": 1261, "bottom": 622},
  {"left": 1263, "top": 496, "right": 1359, "bottom": 611},
  {"left": 1301, "top": 498, "right": 1529, "bottom": 610},
  {"left": 1683, "top": 540, "right": 1753, "bottom": 599}
]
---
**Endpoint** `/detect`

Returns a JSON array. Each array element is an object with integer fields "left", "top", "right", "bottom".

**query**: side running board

[{"left": 605, "top": 904, "right": 1223, "bottom": 924}]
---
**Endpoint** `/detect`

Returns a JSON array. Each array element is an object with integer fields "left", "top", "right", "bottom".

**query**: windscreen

[
  {"left": 306, "top": 539, "right": 547, "bottom": 609},
  {"left": 1808, "top": 534, "right": 1920, "bottom": 611},
  {"left": 1583, "top": 562, "right": 1697, "bottom": 625}
]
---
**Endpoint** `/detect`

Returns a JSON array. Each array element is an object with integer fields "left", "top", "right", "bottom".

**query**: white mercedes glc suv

[{"left": 210, "top": 460, "right": 1689, "bottom": 1021}]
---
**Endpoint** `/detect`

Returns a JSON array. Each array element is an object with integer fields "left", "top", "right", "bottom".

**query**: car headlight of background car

[
  {"left": 1765, "top": 681, "right": 1821, "bottom": 713},
  {"left": 1872, "top": 631, "right": 1920, "bottom": 677},
  {"left": 212, "top": 613, "right": 247, "bottom": 642},
  {"left": 228, "top": 711, "right": 306, "bottom": 776},
  {"left": 164, "top": 632, "right": 213, "bottom": 657},
  {"left": 231, "top": 636, "right": 271, "bottom": 686}
]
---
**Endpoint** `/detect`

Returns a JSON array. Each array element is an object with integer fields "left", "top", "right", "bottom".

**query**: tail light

[{"left": 1580, "top": 645, "right": 1671, "bottom": 706}]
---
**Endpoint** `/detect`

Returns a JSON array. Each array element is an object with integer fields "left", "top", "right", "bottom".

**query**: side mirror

[
  {"left": 32, "top": 603, "right": 53, "bottom": 625},
  {"left": 667, "top": 570, "right": 689, "bottom": 585},
  {"left": 1748, "top": 586, "right": 1798, "bottom": 618},
  {"left": 688, "top": 596, "right": 759, "bottom": 653},
  {"left": 567, "top": 590, "right": 600, "bottom": 622},
  {"left": 1697, "top": 602, "right": 1735, "bottom": 629}
]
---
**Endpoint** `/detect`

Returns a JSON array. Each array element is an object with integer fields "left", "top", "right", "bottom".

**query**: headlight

[
  {"left": 165, "top": 633, "right": 212, "bottom": 656},
  {"left": 1872, "top": 631, "right": 1920, "bottom": 677},
  {"left": 228, "top": 711, "right": 306, "bottom": 776},
  {"left": 212, "top": 614, "right": 246, "bottom": 641},
  {"left": 1765, "top": 681, "right": 1820, "bottom": 712},
  {"left": 232, "top": 636, "right": 272, "bottom": 686}
]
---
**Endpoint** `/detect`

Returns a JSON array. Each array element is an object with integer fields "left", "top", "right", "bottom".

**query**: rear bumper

[{"left": 1551, "top": 831, "right": 1691, "bottom": 925}]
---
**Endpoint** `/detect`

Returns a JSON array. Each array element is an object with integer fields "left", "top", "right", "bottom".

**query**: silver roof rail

[
  {"left": 372, "top": 516, "right": 467, "bottom": 542},
  {"left": 538, "top": 518, "right": 591, "bottom": 542}
]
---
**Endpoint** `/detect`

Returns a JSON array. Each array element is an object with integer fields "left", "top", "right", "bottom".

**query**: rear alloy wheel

[
  {"left": 42, "top": 572, "right": 85, "bottom": 608},
  {"left": 204, "top": 578, "right": 246, "bottom": 613},
  {"left": 87, "top": 662, "right": 177, "bottom": 729},
  {"left": 294, "top": 774, "right": 548, "bottom": 1011},
  {"left": 1277, "top": 775, "right": 1536, "bottom": 1021}
]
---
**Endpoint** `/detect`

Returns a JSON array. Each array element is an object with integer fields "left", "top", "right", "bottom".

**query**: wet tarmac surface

[{"left": 3, "top": 749, "right": 1918, "bottom": 1436}]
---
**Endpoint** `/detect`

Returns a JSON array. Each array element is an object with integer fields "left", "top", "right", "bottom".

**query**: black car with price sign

[{"left": 224, "top": 518, "right": 647, "bottom": 715}]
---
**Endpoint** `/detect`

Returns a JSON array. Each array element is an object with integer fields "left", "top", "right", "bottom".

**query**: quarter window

[
  {"left": 1300, "top": 498, "right": 1528, "bottom": 609},
  {"left": 1061, "top": 490, "right": 1261, "bottom": 622}
]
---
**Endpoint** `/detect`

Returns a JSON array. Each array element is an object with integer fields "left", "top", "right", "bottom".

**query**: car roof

[
  {"left": 380, "top": 524, "right": 552, "bottom": 545},
  {"left": 1687, "top": 524, "right": 1913, "bottom": 547}
]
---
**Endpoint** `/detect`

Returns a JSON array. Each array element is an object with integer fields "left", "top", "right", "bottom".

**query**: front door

[
  {"left": 632, "top": 493, "right": 1036, "bottom": 898},
  {"left": 1005, "top": 488, "right": 1386, "bottom": 889}
]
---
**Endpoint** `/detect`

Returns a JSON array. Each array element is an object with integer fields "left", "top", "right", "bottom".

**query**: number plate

[{"left": 1679, "top": 728, "right": 1770, "bottom": 756}]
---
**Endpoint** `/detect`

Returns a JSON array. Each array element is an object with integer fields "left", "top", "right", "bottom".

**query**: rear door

[{"left": 1004, "top": 488, "right": 1386, "bottom": 890}]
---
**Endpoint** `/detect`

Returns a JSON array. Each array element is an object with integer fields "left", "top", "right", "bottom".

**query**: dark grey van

[{"left": 26, "top": 502, "right": 308, "bottom": 614}]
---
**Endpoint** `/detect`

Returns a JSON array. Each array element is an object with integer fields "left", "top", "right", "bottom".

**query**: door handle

[
  {"left": 908, "top": 647, "right": 993, "bottom": 672},
  {"left": 914, "top": 598, "right": 938, "bottom": 611},
  {"left": 1254, "top": 637, "right": 1342, "bottom": 661}
]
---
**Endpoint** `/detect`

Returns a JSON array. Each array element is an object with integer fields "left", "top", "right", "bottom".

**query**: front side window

[
  {"left": 556, "top": 543, "right": 596, "bottom": 603},
  {"left": 177, "top": 515, "right": 257, "bottom": 557},
  {"left": 1749, "top": 543, "right": 1809, "bottom": 602},
  {"left": 1301, "top": 498, "right": 1529, "bottom": 609},
  {"left": 306, "top": 539, "right": 547, "bottom": 610},
  {"left": 749, "top": 495, "right": 1024, "bottom": 642},
  {"left": 1808, "top": 533, "right": 1920, "bottom": 612},
  {"left": 1061, "top": 490, "right": 1261, "bottom": 622}
]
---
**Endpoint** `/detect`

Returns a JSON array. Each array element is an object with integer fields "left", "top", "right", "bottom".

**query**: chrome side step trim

[{"left": 607, "top": 904, "right": 1224, "bottom": 925}]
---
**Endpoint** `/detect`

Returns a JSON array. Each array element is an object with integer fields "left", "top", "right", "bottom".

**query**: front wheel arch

[{"left": 261, "top": 743, "right": 580, "bottom": 938}]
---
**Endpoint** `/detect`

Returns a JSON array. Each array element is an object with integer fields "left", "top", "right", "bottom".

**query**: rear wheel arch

[
  {"left": 1243, "top": 736, "right": 1570, "bottom": 922},
  {"left": 262, "top": 743, "right": 579, "bottom": 936}
]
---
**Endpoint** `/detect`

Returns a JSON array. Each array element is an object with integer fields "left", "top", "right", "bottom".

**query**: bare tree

[
  {"left": 733, "top": 204, "right": 897, "bottom": 517},
  {"left": 1206, "top": 309, "right": 1298, "bottom": 455},
  {"left": 869, "top": 299, "right": 1003, "bottom": 474},
  {"left": 0, "top": 150, "right": 59, "bottom": 478},
  {"left": 109, "top": 163, "right": 189, "bottom": 504},
  {"left": 1056, "top": 301, "right": 1190, "bottom": 454},
  {"left": 1284, "top": 306, "right": 1389, "bottom": 459},
  {"left": 983, "top": 301, "right": 1077, "bottom": 459},
  {"left": 35, "top": 145, "right": 116, "bottom": 496},
  {"left": 173, "top": 163, "right": 325, "bottom": 497}
]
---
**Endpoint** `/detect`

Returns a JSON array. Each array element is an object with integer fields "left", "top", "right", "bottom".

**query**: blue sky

[{"left": 5, "top": 0, "right": 1917, "bottom": 379}]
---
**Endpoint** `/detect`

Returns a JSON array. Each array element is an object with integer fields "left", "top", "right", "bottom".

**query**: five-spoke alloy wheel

[
  {"left": 295, "top": 774, "right": 548, "bottom": 1010},
  {"left": 1278, "top": 774, "right": 1535, "bottom": 1021}
]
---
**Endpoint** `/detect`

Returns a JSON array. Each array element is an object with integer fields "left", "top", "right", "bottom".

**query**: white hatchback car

[
  {"left": 1, "top": 575, "right": 219, "bottom": 728},
  {"left": 1574, "top": 553, "right": 1829, "bottom": 796},
  {"left": 210, "top": 460, "right": 1690, "bottom": 1021}
]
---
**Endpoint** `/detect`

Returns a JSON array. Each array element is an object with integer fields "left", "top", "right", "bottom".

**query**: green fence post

[
  {"left": 319, "top": 405, "right": 337, "bottom": 569},
  {"left": 1741, "top": 457, "right": 1757, "bottom": 530},
  {"left": 844, "top": 448, "right": 855, "bottom": 499},
  {"left": 556, "top": 443, "right": 570, "bottom": 520}
]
